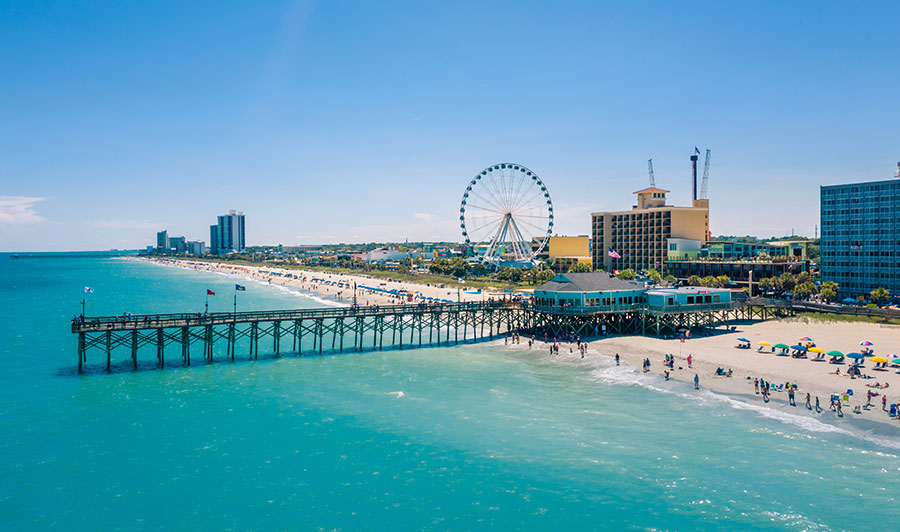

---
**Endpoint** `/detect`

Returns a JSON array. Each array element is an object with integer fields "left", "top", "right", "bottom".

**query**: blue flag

[{"left": 235, "top": 284, "right": 246, "bottom": 291}]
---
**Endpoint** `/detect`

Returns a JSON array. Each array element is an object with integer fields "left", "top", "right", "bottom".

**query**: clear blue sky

[{"left": 2, "top": 1, "right": 899, "bottom": 251}]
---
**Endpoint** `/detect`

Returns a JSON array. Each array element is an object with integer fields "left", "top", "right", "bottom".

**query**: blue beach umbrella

[
  {"left": 846, "top": 352, "right": 865, "bottom": 360},
  {"left": 737, "top": 338, "right": 751, "bottom": 342}
]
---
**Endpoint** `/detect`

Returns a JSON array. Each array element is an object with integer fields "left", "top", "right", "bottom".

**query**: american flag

[{"left": 608, "top": 247, "right": 621, "bottom": 259}]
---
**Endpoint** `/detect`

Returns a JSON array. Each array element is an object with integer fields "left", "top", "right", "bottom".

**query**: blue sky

[{"left": 2, "top": 1, "right": 899, "bottom": 251}]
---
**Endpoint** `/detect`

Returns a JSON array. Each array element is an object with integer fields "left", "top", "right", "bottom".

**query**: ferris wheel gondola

[{"left": 459, "top": 163, "right": 553, "bottom": 268}]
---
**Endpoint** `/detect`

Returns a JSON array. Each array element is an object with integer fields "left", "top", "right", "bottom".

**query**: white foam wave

[
  {"left": 388, "top": 391, "right": 405, "bottom": 398},
  {"left": 582, "top": 350, "right": 900, "bottom": 452}
]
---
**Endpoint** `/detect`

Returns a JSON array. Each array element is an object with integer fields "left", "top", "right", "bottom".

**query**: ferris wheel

[{"left": 459, "top": 163, "right": 553, "bottom": 268}]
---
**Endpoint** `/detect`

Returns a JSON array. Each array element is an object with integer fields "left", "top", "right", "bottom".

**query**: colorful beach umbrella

[
  {"left": 808, "top": 347, "right": 825, "bottom": 354},
  {"left": 870, "top": 356, "right": 888, "bottom": 364},
  {"left": 758, "top": 341, "right": 772, "bottom": 346},
  {"left": 860, "top": 341, "right": 874, "bottom": 346},
  {"left": 799, "top": 337, "right": 814, "bottom": 342}
]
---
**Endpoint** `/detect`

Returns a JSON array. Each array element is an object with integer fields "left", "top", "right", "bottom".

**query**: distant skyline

[{"left": 2, "top": 1, "right": 899, "bottom": 251}]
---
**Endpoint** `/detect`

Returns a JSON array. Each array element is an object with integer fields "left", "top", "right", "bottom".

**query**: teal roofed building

[
  {"left": 533, "top": 273, "right": 647, "bottom": 311},
  {"left": 533, "top": 272, "right": 733, "bottom": 313}
]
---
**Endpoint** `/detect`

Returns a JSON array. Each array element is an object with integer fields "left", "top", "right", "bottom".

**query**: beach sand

[
  {"left": 142, "top": 257, "right": 900, "bottom": 431},
  {"left": 580, "top": 319, "right": 900, "bottom": 429},
  {"left": 141, "top": 257, "right": 510, "bottom": 308}
]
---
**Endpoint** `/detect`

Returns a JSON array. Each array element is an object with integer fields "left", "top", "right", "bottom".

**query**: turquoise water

[{"left": 1, "top": 256, "right": 899, "bottom": 531}]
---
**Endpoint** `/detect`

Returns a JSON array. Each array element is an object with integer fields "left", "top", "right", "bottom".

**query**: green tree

[
  {"left": 615, "top": 268, "right": 637, "bottom": 280},
  {"left": 794, "top": 281, "right": 818, "bottom": 300},
  {"left": 758, "top": 277, "right": 775, "bottom": 295},
  {"left": 715, "top": 275, "right": 731, "bottom": 288},
  {"left": 568, "top": 262, "right": 592, "bottom": 273},
  {"left": 870, "top": 287, "right": 890, "bottom": 306},
  {"left": 700, "top": 276, "right": 718, "bottom": 288},
  {"left": 778, "top": 272, "right": 797, "bottom": 296},
  {"left": 820, "top": 281, "right": 838, "bottom": 302},
  {"left": 687, "top": 275, "right": 702, "bottom": 287},
  {"left": 663, "top": 274, "right": 677, "bottom": 284},
  {"left": 644, "top": 268, "right": 662, "bottom": 284},
  {"left": 795, "top": 271, "right": 814, "bottom": 285}
]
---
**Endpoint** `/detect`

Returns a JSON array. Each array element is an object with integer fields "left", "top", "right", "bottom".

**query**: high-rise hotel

[
  {"left": 820, "top": 169, "right": 900, "bottom": 298},
  {"left": 209, "top": 210, "right": 246, "bottom": 254},
  {"left": 592, "top": 188, "right": 709, "bottom": 272}
]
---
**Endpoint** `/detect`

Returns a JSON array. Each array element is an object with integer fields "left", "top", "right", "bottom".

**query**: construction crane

[
  {"left": 648, "top": 158, "right": 655, "bottom": 187},
  {"left": 699, "top": 149, "right": 711, "bottom": 200}
]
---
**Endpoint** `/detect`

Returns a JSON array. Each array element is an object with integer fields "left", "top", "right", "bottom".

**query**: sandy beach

[
  {"left": 142, "top": 256, "right": 900, "bottom": 431},
  {"left": 578, "top": 319, "right": 900, "bottom": 430},
  {"left": 141, "top": 257, "right": 510, "bottom": 307}
]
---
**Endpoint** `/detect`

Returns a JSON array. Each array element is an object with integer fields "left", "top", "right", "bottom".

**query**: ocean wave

[{"left": 577, "top": 349, "right": 900, "bottom": 452}]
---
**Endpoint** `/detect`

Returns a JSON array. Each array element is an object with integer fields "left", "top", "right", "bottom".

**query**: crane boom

[
  {"left": 700, "top": 149, "right": 711, "bottom": 200},
  {"left": 648, "top": 159, "right": 655, "bottom": 187}
]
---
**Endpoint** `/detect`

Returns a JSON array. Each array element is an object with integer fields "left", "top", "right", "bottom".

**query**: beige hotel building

[{"left": 592, "top": 188, "right": 709, "bottom": 272}]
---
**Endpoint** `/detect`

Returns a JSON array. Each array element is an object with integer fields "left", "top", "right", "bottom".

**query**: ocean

[{"left": 1, "top": 255, "right": 898, "bottom": 531}]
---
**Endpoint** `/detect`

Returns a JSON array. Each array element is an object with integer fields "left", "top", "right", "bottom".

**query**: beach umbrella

[
  {"left": 808, "top": 347, "right": 825, "bottom": 354},
  {"left": 790, "top": 345, "right": 807, "bottom": 351},
  {"left": 799, "top": 337, "right": 814, "bottom": 342},
  {"left": 774, "top": 343, "right": 790, "bottom": 349},
  {"left": 859, "top": 341, "right": 874, "bottom": 346},
  {"left": 870, "top": 356, "right": 888, "bottom": 364},
  {"left": 846, "top": 352, "right": 864, "bottom": 360},
  {"left": 827, "top": 350, "right": 844, "bottom": 357},
  {"left": 892, "top": 358, "right": 900, "bottom": 365},
  {"left": 758, "top": 341, "right": 772, "bottom": 346},
  {"left": 737, "top": 337, "right": 751, "bottom": 342}
]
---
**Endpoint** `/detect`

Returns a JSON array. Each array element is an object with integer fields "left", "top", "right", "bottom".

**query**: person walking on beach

[
  {"left": 805, "top": 393, "right": 811, "bottom": 410},
  {"left": 883, "top": 395, "right": 888, "bottom": 412},
  {"left": 693, "top": 373, "right": 699, "bottom": 390},
  {"left": 687, "top": 354, "right": 693, "bottom": 368},
  {"left": 615, "top": 353, "right": 620, "bottom": 365},
  {"left": 866, "top": 389, "right": 873, "bottom": 408},
  {"left": 815, "top": 396, "right": 821, "bottom": 413},
  {"left": 830, "top": 396, "right": 837, "bottom": 411},
  {"left": 836, "top": 401, "right": 843, "bottom": 417},
  {"left": 754, "top": 378, "right": 759, "bottom": 395},
  {"left": 788, "top": 388, "right": 795, "bottom": 406}
]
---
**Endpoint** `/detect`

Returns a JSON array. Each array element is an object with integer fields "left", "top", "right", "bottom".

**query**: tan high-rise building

[{"left": 591, "top": 188, "right": 709, "bottom": 272}]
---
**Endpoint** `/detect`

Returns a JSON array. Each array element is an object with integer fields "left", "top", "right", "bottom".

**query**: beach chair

[
  {"left": 890, "top": 404, "right": 898, "bottom": 418},
  {"left": 842, "top": 394, "right": 850, "bottom": 404},
  {"left": 845, "top": 389, "right": 853, "bottom": 396}
]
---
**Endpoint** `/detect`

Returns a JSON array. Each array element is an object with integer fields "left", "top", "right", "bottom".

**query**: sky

[{"left": 1, "top": 0, "right": 899, "bottom": 251}]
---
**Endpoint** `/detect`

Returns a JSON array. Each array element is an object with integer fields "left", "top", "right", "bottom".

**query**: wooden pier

[
  {"left": 72, "top": 302, "right": 528, "bottom": 372},
  {"left": 71, "top": 299, "right": 799, "bottom": 373}
]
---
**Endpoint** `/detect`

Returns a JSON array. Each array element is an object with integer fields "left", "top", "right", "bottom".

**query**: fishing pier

[
  {"left": 70, "top": 297, "right": 796, "bottom": 373},
  {"left": 72, "top": 302, "right": 527, "bottom": 372}
]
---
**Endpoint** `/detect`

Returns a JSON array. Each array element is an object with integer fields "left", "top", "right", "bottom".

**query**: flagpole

[
  {"left": 233, "top": 291, "right": 237, "bottom": 314},
  {"left": 205, "top": 292, "right": 209, "bottom": 314},
  {"left": 81, "top": 298, "right": 85, "bottom": 319}
]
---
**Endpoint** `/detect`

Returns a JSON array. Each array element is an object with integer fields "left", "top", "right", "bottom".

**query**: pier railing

[{"left": 72, "top": 301, "right": 517, "bottom": 333}]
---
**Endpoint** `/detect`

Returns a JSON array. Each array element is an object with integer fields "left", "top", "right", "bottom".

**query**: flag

[
  {"left": 207, "top": 289, "right": 216, "bottom": 295},
  {"left": 694, "top": 146, "right": 701, "bottom": 154},
  {"left": 84, "top": 286, "right": 94, "bottom": 293},
  {"left": 680, "top": 337, "right": 685, "bottom": 343},
  {"left": 235, "top": 284, "right": 246, "bottom": 291},
  {"left": 608, "top": 247, "right": 621, "bottom": 259}
]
